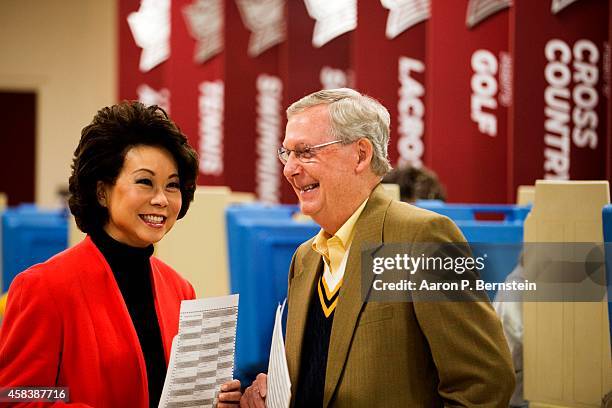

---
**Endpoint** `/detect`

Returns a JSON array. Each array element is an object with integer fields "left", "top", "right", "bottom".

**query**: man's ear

[
  {"left": 96, "top": 181, "right": 107, "bottom": 207},
  {"left": 355, "top": 138, "right": 374, "bottom": 173}
]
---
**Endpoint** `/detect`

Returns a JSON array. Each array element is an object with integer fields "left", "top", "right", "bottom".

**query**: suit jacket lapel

[
  {"left": 323, "top": 185, "right": 391, "bottom": 407},
  {"left": 286, "top": 247, "right": 322, "bottom": 393}
]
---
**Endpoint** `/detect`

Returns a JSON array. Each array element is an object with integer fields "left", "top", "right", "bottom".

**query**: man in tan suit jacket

[{"left": 241, "top": 89, "right": 515, "bottom": 408}]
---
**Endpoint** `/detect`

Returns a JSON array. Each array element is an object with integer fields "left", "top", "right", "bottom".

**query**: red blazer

[{"left": 0, "top": 236, "right": 196, "bottom": 407}]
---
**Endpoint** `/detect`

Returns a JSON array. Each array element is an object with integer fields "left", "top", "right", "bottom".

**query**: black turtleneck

[{"left": 91, "top": 230, "right": 166, "bottom": 408}]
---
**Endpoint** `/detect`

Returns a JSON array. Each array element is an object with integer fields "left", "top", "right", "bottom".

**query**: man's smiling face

[{"left": 282, "top": 104, "right": 359, "bottom": 230}]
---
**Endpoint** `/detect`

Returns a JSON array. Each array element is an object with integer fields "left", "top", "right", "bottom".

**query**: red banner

[
  {"left": 279, "top": 0, "right": 354, "bottom": 202},
  {"left": 224, "top": 0, "right": 285, "bottom": 202},
  {"left": 119, "top": 0, "right": 226, "bottom": 186},
  {"left": 426, "top": 0, "right": 511, "bottom": 203},
  {"left": 510, "top": 0, "right": 609, "bottom": 193},
  {"left": 169, "top": 0, "right": 225, "bottom": 186},
  {"left": 354, "top": 0, "right": 429, "bottom": 169},
  {"left": 119, "top": 0, "right": 171, "bottom": 109}
]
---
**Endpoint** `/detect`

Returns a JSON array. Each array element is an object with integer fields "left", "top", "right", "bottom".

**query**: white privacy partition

[
  {"left": 516, "top": 185, "right": 535, "bottom": 206},
  {"left": 68, "top": 215, "right": 86, "bottom": 248},
  {"left": 523, "top": 180, "right": 611, "bottom": 408},
  {"left": 155, "top": 186, "right": 254, "bottom": 299}
]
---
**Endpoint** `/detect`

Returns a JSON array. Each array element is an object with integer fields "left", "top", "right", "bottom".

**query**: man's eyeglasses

[{"left": 277, "top": 140, "right": 343, "bottom": 165}]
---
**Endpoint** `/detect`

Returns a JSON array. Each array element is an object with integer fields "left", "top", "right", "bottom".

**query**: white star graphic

[
  {"left": 183, "top": 0, "right": 224, "bottom": 64},
  {"left": 465, "top": 0, "right": 512, "bottom": 29},
  {"left": 235, "top": 0, "right": 287, "bottom": 57},
  {"left": 551, "top": 0, "right": 581, "bottom": 14},
  {"left": 304, "top": 0, "right": 357, "bottom": 48},
  {"left": 381, "top": 0, "right": 430, "bottom": 40},
  {"left": 127, "top": 0, "right": 171, "bottom": 72}
]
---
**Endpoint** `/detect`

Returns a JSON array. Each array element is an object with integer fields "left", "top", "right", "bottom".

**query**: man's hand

[
  {"left": 240, "top": 373, "right": 267, "bottom": 408},
  {"left": 218, "top": 379, "right": 242, "bottom": 407}
]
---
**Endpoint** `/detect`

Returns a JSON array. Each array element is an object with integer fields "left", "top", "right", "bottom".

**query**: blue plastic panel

[
  {"left": 225, "top": 204, "right": 318, "bottom": 382},
  {"left": 235, "top": 221, "right": 318, "bottom": 381},
  {"left": 416, "top": 201, "right": 530, "bottom": 223},
  {"left": 2, "top": 205, "right": 68, "bottom": 292},
  {"left": 602, "top": 204, "right": 612, "bottom": 348},
  {"left": 226, "top": 203, "right": 299, "bottom": 295},
  {"left": 414, "top": 202, "right": 527, "bottom": 298},
  {"left": 455, "top": 220, "right": 524, "bottom": 299}
]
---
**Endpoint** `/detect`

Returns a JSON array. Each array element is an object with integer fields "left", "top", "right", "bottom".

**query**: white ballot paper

[
  {"left": 159, "top": 294, "right": 239, "bottom": 408},
  {"left": 265, "top": 299, "right": 291, "bottom": 408}
]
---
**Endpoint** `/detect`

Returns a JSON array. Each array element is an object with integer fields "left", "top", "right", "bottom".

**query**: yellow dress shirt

[
  {"left": 312, "top": 198, "right": 368, "bottom": 279},
  {"left": 311, "top": 199, "right": 368, "bottom": 317}
]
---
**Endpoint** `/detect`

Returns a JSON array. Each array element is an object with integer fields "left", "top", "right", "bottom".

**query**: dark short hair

[
  {"left": 383, "top": 165, "right": 446, "bottom": 202},
  {"left": 68, "top": 101, "right": 199, "bottom": 234}
]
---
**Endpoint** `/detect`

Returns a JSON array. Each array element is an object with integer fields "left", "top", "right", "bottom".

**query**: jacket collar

[
  {"left": 77, "top": 236, "right": 153, "bottom": 402},
  {"left": 285, "top": 184, "right": 393, "bottom": 406}
]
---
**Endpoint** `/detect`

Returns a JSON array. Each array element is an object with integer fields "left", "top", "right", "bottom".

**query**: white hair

[{"left": 286, "top": 88, "right": 392, "bottom": 176}]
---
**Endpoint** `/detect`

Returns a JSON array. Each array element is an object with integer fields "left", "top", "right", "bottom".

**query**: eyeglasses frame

[{"left": 277, "top": 139, "right": 345, "bottom": 165}]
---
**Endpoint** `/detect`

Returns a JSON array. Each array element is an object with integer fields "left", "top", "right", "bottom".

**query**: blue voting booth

[
  {"left": 226, "top": 204, "right": 318, "bottom": 382},
  {"left": 1, "top": 205, "right": 68, "bottom": 292},
  {"left": 415, "top": 200, "right": 530, "bottom": 223},
  {"left": 416, "top": 202, "right": 528, "bottom": 299},
  {"left": 226, "top": 204, "right": 298, "bottom": 295}
]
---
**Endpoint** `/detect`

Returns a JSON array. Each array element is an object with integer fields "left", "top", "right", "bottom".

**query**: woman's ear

[
  {"left": 355, "top": 138, "right": 373, "bottom": 173},
  {"left": 96, "top": 181, "right": 107, "bottom": 207}
]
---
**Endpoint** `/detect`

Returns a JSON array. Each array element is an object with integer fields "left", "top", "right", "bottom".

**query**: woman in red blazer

[{"left": 0, "top": 102, "right": 241, "bottom": 407}]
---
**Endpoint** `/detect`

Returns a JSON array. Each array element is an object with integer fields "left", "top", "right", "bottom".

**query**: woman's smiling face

[{"left": 99, "top": 144, "right": 182, "bottom": 247}]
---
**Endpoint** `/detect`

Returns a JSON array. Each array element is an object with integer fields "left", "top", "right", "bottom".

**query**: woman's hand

[{"left": 218, "top": 379, "right": 242, "bottom": 407}]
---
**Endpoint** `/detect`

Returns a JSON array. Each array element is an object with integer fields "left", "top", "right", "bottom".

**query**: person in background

[
  {"left": 382, "top": 164, "right": 446, "bottom": 202},
  {"left": 493, "top": 253, "right": 528, "bottom": 408},
  {"left": 241, "top": 88, "right": 514, "bottom": 407},
  {"left": 0, "top": 102, "right": 241, "bottom": 407}
]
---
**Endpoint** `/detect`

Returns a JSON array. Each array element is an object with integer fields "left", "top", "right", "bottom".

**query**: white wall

[{"left": 0, "top": 0, "right": 117, "bottom": 207}]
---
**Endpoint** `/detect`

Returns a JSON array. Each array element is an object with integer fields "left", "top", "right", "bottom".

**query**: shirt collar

[{"left": 312, "top": 197, "right": 369, "bottom": 254}]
